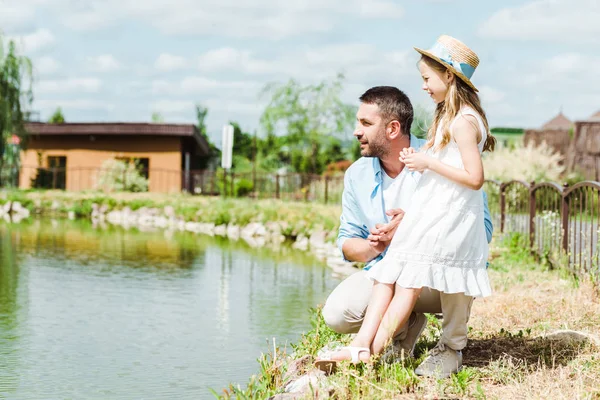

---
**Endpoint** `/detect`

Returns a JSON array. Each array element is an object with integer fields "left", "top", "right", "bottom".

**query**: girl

[{"left": 315, "top": 35, "right": 495, "bottom": 371}]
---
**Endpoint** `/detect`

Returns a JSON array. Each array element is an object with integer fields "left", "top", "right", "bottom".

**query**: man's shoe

[
  {"left": 381, "top": 313, "right": 427, "bottom": 363},
  {"left": 414, "top": 343, "right": 462, "bottom": 378}
]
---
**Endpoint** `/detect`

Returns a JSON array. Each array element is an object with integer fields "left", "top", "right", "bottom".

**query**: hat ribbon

[{"left": 429, "top": 42, "right": 476, "bottom": 80}]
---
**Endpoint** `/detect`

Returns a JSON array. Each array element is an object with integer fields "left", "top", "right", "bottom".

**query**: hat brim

[{"left": 414, "top": 47, "right": 478, "bottom": 92}]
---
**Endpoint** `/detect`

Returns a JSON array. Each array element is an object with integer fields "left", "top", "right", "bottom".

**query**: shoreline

[{"left": 0, "top": 190, "right": 359, "bottom": 277}]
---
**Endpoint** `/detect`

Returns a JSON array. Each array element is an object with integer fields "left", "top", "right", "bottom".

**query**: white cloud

[
  {"left": 9, "top": 29, "right": 55, "bottom": 54},
  {"left": 479, "top": 0, "right": 600, "bottom": 42},
  {"left": 86, "top": 55, "right": 121, "bottom": 72},
  {"left": 151, "top": 100, "right": 194, "bottom": 114},
  {"left": 58, "top": 0, "right": 404, "bottom": 38},
  {"left": 155, "top": 53, "right": 188, "bottom": 71},
  {"left": 196, "top": 44, "right": 415, "bottom": 83},
  {"left": 479, "top": 85, "right": 506, "bottom": 105},
  {"left": 0, "top": 4, "right": 36, "bottom": 32},
  {"left": 36, "top": 99, "right": 116, "bottom": 112},
  {"left": 34, "top": 56, "right": 61, "bottom": 76},
  {"left": 358, "top": 0, "right": 404, "bottom": 18},
  {"left": 37, "top": 78, "right": 102, "bottom": 94},
  {"left": 152, "top": 77, "right": 261, "bottom": 96}
]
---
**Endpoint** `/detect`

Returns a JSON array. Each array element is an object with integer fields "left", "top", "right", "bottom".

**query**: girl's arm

[{"left": 403, "top": 115, "right": 484, "bottom": 190}]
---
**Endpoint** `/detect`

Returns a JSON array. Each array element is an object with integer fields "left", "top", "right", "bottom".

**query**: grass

[
  {"left": 0, "top": 190, "right": 342, "bottom": 239},
  {"left": 216, "top": 233, "right": 600, "bottom": 399}
]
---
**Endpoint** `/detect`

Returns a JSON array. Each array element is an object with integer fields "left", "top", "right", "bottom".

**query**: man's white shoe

[
  {"left": 381, "top": 313, "right": 427, "bottom": 363},
  {"left": 414, "top": 343, "right": 462, "bottom": 378}
]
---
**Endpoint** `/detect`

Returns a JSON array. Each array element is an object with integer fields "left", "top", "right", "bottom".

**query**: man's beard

[{"left": 361, "top": 134, "right": 388, "bottom": 159}]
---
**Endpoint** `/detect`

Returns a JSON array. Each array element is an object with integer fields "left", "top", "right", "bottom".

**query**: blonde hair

[{"left": 420, "top": 55, "right": 496, "bottom": 153}]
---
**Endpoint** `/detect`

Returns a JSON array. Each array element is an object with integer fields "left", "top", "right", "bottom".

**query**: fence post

[
  {"left": 52, "top": 167, "right": 57, "bottom": 189},
  {"left": 223, "top": 169, "right": 227, "bottom": 197},
  {"left": 231, "top": 172, "right": 235, "bottom": 197},
  {"left": 561, "top": 183, "right": 570, "bottom": 252},
  {"left": 500, "top": 183, "right": 506, "bottom": 234},
  {"left": 529, "top": 181, "right": 536, "bottom": 249},
  {"left": 304, "top": 177, "right": 309, "bottom": 202},
  {"left": 275, "top": 174, "right": 280, "bottom": 199},
  {"left": 324, "top": 175, "right": 329, "bottom": 204}
]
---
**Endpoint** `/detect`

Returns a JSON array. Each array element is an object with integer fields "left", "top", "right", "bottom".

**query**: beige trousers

[{"left": 322, "top": 269, "right": 474, "bottom": 350}]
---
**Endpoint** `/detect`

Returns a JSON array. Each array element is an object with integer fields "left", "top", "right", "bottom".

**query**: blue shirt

[{"left": 337, "top": 134, "right": 493, "bottom": 270}]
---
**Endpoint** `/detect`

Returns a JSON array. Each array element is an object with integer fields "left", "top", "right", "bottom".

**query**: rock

[
  {"left": 68, "top": 211, "right": 76, "bottom": 220},
  {"left": 154, "top": 216, "right": 169, "bottom": 228},
  {"left": 282, "top": 355, "right": 312, "bottom": 383},
  {"left": 227, "top": 225, "right": 240, "bottom": 240},
  {"left": 542, "top": 330, "right": 600, "bottom": 346},
  {"left": 164, "top": 205, "right": 175, "bottom": 218},
  {"left": 51, "top": 200, "right": 60, "bottom": 210},
  {"left": 255, "top": 223, "right": 267, "bottom": 237},
  {"left": 2, "top": 201, "right": 12, "bottom": 215},
  {"left": 292, "top": 235, "right": 309, "bottom": 251},
  {"left": 309, "top": 230, "right": 327, "bottom": 250},
  {"left": 214, "top": 224, "right": 227, "bottom": 236}
]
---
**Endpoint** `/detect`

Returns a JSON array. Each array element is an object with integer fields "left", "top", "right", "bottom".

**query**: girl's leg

[
  {"left": 371, "top": 285, "right": 422, "bottom": 355},
  {"left": 320, "top": 281, "right": 395, "bottom": 362}
]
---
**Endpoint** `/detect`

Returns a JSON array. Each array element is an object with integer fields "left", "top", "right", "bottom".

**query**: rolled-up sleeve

[
  {"left": 482, "top": 191, "right": 493, "bottom": 243},
  {"left": 337, "top": 172, "right": 369, "bottom": 260}
]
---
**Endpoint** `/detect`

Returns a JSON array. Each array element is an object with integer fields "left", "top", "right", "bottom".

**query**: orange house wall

[{"left": 20, "top": 135, "right": 183, "bottom": 193}]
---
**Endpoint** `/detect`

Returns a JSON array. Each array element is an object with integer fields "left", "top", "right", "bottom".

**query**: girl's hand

[
  {"left": 399, "top": 147, "right": 416, "bottom": 162},
  {"left": 403, "top": 152, "right": 432, "bottom": 173}
]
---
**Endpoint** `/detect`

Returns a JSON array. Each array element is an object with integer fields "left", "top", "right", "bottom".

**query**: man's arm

[
  {"left": 337, "top": 172, "right": 380, "bottom": 263},
  {"left": 483, "top": 191, "right": 493, "bottom": 243}
]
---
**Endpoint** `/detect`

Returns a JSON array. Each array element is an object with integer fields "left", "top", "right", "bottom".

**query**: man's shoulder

[
  {"left": 412, "top": 135, "right": 427, "bottom": 151},
  {"left": 345, "top": 157, "right": 375, "bottom": 179}
]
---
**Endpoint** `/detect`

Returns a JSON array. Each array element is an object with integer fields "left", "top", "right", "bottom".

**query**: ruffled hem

[{"left": 366, "top": 258, "right": 492, "bottom": 298}]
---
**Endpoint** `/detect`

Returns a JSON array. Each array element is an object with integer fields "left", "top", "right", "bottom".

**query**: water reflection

[{"left": 0, "top": 219, "right": 338, "bottom": 399}]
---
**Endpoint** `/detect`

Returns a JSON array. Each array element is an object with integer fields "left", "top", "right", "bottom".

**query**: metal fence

[
  {"left": 0, "top": 165, "right": 345, "bottom": 204},
  {"left": 483, "top": 180, "right": 600, "bottom": 280}
]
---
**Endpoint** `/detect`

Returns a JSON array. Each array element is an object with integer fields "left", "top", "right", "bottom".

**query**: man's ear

[{"left": 388, "top": 120, "right": 402, "bottom": 139}]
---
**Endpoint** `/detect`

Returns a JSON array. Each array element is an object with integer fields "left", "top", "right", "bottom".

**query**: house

[
  {"left": 523, "top": 112, "right": 573, "bottom": 156},
  {"left": 567, "top": 110, "right": 600, "bottom": 180},
  {"left": 19, "top": 122, "right": 211, "bottom": 193}
]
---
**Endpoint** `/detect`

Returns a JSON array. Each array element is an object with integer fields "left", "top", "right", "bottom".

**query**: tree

[
  {"left": 48, "top": 107, "right": 65, "bottom": 124},
  {"left": 195, "top": 104, "right": 220, "bottom": 169},
  {"left": 151, "top": 112, "right": 164, "bottom": 123},
  {"left": 411, "top": 105, "right": 431, "bottom": 139},
  {"left": 259, "top": 73, "right": 355, "bottom": 174},
  {"left": 0, "top": 37, "right": 33, "bottom": 185}
]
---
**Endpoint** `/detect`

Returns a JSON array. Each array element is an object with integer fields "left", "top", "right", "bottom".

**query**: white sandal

[{"left": 314, "top": 346, "right": 371, "bottom": 374}]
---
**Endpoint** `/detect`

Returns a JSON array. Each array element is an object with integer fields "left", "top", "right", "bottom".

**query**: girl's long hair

[{"left": 421, "top": 55, "right": 496, "bottom": 153}]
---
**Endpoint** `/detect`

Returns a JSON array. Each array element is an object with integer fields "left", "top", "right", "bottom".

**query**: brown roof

[
  {"left": 541, "top": 112, "right": 572, "bottom": 130},
  {"left": 25, "top": 122, "right": 210, "bottom": 154},
  {"left": 589, "top": 110, "right": 600, "bottom": 121}
]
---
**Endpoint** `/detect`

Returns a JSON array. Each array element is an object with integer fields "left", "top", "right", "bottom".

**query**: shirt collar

[{"left": 370, "top": 134, "right": 417, "bottom": 195}]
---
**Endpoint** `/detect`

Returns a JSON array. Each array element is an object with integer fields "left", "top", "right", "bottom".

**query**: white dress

[{"left": 366, "top": 107, "right": 492, "bottom": 298}]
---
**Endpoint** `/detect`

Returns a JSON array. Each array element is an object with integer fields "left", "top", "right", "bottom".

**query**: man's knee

[{"left": 322, "top": 302, "right": 357, "bottom": 334}]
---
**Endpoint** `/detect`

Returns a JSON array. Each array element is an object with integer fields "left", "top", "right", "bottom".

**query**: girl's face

[{"left": 419, "top": 60, "right": 453, "bottom": 104}]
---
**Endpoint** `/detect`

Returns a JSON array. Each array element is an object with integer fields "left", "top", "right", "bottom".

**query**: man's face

[{"left": 354, "top": 102, "right": 389, "bottom": 158}]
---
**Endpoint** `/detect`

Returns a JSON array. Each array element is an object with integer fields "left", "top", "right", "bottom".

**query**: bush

[
  {"left": 483, "top": 142, "right": 565, "bottom": 182},
  {"left": 235, "top": 179, "right": 254, "bottom": 197},
  {"left": 95, "top": 159, "right": 149, "bottom": 192}
]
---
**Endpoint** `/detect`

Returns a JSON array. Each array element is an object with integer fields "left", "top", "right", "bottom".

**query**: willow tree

[{"left": 0, "top": 37, "right": 33, "bottom": 183}]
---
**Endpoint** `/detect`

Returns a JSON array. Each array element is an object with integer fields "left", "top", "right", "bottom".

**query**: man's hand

[{"left": 367, "top": 208, "right": 405, "bottom": 254}]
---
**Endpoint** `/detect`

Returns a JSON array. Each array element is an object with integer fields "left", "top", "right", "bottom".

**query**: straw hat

[{"left": 414, "top": 35, "right": 480, "bottom": 92}]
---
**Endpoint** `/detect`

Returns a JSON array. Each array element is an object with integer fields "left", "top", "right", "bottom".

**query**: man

[{"left": 322, "top": 86, "right": 493, "bottom": 377}]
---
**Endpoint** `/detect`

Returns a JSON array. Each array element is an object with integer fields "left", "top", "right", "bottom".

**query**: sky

[{"left": 2, "top": 0, "right": 599, "bottom": 146}]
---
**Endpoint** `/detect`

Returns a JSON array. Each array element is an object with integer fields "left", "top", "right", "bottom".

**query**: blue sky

[{"left": 2, "top": 0, "right": 599, "bottom": 146}]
